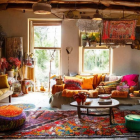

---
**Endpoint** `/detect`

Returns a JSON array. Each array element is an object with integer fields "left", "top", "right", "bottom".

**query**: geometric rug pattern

[{"left": 1, "top": 108, "right": 140, "bottom": 139}]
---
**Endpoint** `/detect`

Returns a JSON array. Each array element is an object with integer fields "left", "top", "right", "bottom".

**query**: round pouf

[
  {"left": 125, "top": 114, "right": 140, "bottom": 131},
  {"left": 0, "top": 105, "right": 26, "bottom": 131}
]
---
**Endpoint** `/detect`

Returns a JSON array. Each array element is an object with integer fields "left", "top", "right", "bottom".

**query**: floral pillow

[{"left": 64, "top": 76, "right": 82, "bottom": 90}]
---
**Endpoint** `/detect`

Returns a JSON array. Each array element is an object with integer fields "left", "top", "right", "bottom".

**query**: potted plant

[
  {"left": 89, "top": 33, "right": 97, "bottom": 47},
  {"left": 81, "top": 33, "right": 89, "bottom": 47}
]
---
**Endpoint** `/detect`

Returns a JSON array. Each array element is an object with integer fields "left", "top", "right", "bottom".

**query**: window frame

[
  {"left": 32, "top": 21, "right": 62, "bottom": 76},
  {"left": 82, "top": 46, "right": 111, "bottom": 74}
]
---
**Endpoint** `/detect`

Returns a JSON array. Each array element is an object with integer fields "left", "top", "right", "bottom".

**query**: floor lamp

[{"left": 66, "top": 47, "right": 73, "bottom": 76}]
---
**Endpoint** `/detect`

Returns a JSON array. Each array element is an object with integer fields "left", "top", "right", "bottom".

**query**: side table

[{"left": 21, "top": 79, "right": 34, "bottom": 94}]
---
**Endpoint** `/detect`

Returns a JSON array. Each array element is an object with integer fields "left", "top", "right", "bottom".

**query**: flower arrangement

[
  {"left": 73, "top": 92, "right": 87, "bottom": 105},
  {"left": 0, "top": 57, "right": 21, "bottom": 71},
  {"left": 6, "top": 57, "right": 21, "bottom": 71}
]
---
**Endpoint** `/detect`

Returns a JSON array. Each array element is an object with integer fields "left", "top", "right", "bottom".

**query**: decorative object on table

[
  {"left": 133, "top": 90, "right": 140, "bottom": 97},
  {"left": 98, "top": 94, "right": 112, "bottom": 105},
  {"left": 2, "top": 108, "right": 140, "bottom": 139},
  {"left": 12, "top": 81, "right": 21, "bottom": 97},
  {"left": 5, "top": 57, "right": 21, "bottom": 78},
  {"left": 102, "top": 20, "right": 136, "bottom": 45},
  {"left": 40, "top": 85, "right": 46, "bottom": 91},
  {"left": 125, "top": 114, "right": 140, "bottom": 131},
  {"left": 0, "top": 105, "right": 26, "bottom": 131},
  {"left": 98, "top": 94, "right": 111, "bottom": 99},
  {"left": 21, "top": 79, "right": 34, "bottom": 94},
  {"left": 73, "top": 92, "right": 87, "bottom": 105},
  {"left": 66, "top": 46, "right": 73, "bottom": 76},
  {"left": 13, "top": 103, "right": 36, "bottom": 111}
]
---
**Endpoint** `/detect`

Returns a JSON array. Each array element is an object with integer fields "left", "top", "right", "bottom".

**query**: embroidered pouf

[
  {"left": 0, "top": 105, "right": 26, "bottom": 131},
  {"left": 125, "top": 114, "right": 140, "bottom": 131}
]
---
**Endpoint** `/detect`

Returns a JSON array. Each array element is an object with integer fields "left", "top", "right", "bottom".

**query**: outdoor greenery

[
  {"left": 34, "top": 26, "right": 61, "bottom": 88},
  {"left": 84, "top": 49, "right": 109, "bottom": 73}
]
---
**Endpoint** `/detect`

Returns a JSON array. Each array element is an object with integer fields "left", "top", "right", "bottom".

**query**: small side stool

[{"left": 125, "top": 114, "right": 140, "bottom": 131}]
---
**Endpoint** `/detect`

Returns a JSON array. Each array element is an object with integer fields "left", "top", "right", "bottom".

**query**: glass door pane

[{"left": 34, "top": 49, "right": 60, "bottom": 91}]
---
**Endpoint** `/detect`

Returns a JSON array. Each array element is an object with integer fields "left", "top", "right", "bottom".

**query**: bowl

[{"left": 98, "top": 94, "right": 111, "bottom": 99}]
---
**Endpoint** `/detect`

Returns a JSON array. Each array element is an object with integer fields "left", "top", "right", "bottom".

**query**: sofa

[
  {"left": 0, "top": 75, "right": 13, "bottom": 103},
  {"left": 50, "top": 74, "right": 139, "bottom": 108}
]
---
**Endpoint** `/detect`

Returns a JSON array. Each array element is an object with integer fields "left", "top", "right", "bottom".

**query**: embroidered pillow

[{"left": 64, "top": 76, "right": 82, "bottom": 90}]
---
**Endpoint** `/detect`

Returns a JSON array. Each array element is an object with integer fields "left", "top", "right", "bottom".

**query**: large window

[
  {"left": 82, "top": 47, "right": 110, "bottom": 73},
  {"left": 33, "top": 24, "right": 61, "bottom": 90}
]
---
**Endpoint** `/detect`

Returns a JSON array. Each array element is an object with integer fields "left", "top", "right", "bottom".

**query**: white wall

[{"left": 0, "top": 9, "right": 140, "bottom": 79}]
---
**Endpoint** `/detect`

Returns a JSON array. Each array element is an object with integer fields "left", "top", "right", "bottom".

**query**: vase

[{"left": 6, "top": 70, "right": 14, "bottom": 77}]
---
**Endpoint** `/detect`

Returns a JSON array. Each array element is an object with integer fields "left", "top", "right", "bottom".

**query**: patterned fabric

[
  {"left": 1, "top": 109, "right": 140, "bottom": 139},
  {"left": 62, "top": 89, "right": 90, "bottom": 97},
  {"left": 64, "top": 76, "right": 82, "bottom": 90},
  {"left": 96, "top": 86, "right": 116, "bottom": 94},
  {"left": 99, "top": 79, "right": 120, "bottom": 88},
  {"left": 0, "top": 105, "right": 26, "bottom": 131},
  {"left": 102, "top": 20, "right": 136, "bottom": 44},
  {"left": 111, "top": 90, "right": 128, "bottom": 98}
]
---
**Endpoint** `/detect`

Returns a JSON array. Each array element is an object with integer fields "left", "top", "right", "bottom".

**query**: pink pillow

[{"left": 121, "top": 74, "right": 139, "bottom": 87}]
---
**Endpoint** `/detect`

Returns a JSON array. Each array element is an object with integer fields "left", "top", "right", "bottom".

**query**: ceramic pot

[{"left": 6, "top": 70, "right": 14, "bottom": 77}]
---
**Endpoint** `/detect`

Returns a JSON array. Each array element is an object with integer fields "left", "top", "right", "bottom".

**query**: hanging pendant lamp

[
  {"left": 92, "top": 9, "right": 102, "bottom": 20},
  {"left": 32, "top": 0, "right": 51, "bottom": 14}
]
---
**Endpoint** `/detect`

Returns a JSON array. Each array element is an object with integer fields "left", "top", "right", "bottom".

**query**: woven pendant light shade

[{"left": 32, "top": 2, "right": 51, "bottom": 14}]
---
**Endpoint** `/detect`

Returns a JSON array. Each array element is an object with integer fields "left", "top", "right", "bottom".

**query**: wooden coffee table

[{"left": 70, "top": 98, "right": 119, "bottom": 125}]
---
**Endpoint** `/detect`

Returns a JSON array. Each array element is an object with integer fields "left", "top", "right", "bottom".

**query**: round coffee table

[{"left": 70, "top": 98, "right": 119, "bottom": 125}]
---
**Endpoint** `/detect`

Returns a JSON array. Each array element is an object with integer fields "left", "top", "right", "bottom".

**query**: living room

[{"left": 0, "top": 0, "right": 140, "bottom": 139}]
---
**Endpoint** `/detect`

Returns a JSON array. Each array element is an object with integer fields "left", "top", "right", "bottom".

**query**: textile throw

[
  {"left": 1, "top": 108, "right": 140, "bottom": 139},
  {"left": 102, "top": 20, "right": 136, "bottom": 44}
]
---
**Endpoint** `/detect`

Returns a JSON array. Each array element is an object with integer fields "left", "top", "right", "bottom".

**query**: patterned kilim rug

[
  {"left": 1, "top": 108, "right": 140, "bottom": 139},
  {"left": 12, "top": 103, "right": 36, "bottom": 110}
]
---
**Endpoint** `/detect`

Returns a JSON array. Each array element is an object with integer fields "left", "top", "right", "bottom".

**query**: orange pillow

[{"left": 81, "top": 76, "right": 93, "bottom": 90}]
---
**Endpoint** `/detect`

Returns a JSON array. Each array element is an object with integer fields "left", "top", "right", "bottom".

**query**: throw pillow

[
  {"left": 0, "top": 75, "right": 10, "bottom": 89},
  {"left": 99, "top": 79, "right": 121, "bottom": 88},
  {"left": 64, "top": 76, "right": 82, "bottom": 90},
  {"left": 81, "top": 76, "right": 94, "bottom": 90},
  {"left": 121, "top": 74, "right": 139, "bottom": 87}
]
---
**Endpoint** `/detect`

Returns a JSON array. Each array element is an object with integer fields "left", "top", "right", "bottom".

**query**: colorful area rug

[
  {"left": 13, "top": 103, "right": 36, "bottom": 111},
  {"left": 1, "top": 108, "right": 140, "bottom": 139}
]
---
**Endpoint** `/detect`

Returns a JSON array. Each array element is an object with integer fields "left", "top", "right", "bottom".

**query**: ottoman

[
  {"left": 125, "top": 114, "right": 140, "bottom": 131},
  {"left": 0, "top": 105, "right": 26, "bottom": 131}
]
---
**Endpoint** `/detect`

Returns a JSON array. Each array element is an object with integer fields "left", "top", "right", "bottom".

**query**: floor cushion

[{"left": 0, "top": 105, "right": 26, "bottom": 131}]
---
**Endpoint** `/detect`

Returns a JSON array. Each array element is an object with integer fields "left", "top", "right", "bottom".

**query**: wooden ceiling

[{"left": 0, "top": 0, "right": 140, "bottom": 19}]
